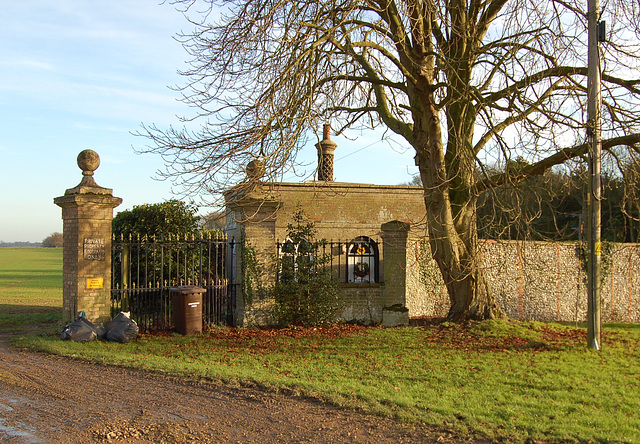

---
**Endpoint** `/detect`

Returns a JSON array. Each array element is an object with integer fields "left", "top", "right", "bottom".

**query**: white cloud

[{"left": 2, "top": 58, "right": 55, "bottom": 71}]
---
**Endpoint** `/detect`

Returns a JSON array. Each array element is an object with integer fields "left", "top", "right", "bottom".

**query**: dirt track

[{"left": 0, "top": 329, "right": 465, "bottom": 443}]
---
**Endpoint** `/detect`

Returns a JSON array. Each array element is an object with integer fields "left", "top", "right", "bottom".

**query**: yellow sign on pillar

[{"left": 86, "top": 278, "right": 104, "bottom": 289}]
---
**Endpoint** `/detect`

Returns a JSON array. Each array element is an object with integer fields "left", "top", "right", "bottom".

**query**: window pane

[{"left": 347, "top": 237, "right": 377, "bottom": 283}]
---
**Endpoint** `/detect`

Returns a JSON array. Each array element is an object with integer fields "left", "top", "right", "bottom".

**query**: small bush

[{"left": 271, "top": 210, "right": 341, "bottom": 326}]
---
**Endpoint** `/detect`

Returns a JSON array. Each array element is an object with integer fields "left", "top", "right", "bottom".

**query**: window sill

[{"left": 340, "top": 282, "right": 384, "bottom": 288}]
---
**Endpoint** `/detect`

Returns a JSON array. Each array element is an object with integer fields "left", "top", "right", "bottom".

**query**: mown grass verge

[
  {"left": 12, "top": 321, "right": 640, "bottom": 443},
  {"left": 0, "top": 248, "right": 62, "bottom": 331}
]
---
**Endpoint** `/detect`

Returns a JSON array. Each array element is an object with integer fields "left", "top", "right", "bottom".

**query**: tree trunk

[
  {"left": 413, "top": 95, "right": 505, "bottom": 322},
  {"left": 437, "top": 235, "right": 505, "bottom": 322},
  {"left": 423, "top": 188, "right": 506, "bottom": 322}
]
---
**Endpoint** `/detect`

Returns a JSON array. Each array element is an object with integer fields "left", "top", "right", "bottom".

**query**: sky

[{"left": 0, "top": 1, "right": 418, "bottom": 243}]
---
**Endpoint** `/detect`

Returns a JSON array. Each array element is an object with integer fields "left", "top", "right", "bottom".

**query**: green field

[
  {"left": 0, "top": 248, "right": 63, "bottom": 331},
  {"left": 4, "top": 248, "right": 640, "bottom": 442}
]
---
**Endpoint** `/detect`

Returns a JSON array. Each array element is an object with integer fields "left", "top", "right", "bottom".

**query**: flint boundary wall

[
  {"left": 225, "top": 180, "right": 640, "bottom": 325},
  {"left": 407, "top": 238, "right": 640, "bottom": 323}
]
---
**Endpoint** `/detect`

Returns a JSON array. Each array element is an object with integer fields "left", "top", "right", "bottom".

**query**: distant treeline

[{"left": 0, "top": 241, "right": 43, "bottom": 248}]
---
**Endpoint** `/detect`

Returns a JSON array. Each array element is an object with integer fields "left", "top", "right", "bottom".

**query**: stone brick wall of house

[
  {"left": 339, "top": 284, "right": 385, "bottom": 324},
  {"left": 224, "top": 181, "right": 427, "bottom": 326},
  {"left": 224, "top": 194, "right": 279, "bottom": 327},
  {"left": 268, "top": 182, "right": 426, "bottom": 242},
  {"left": 406, "top": 238, "right": 640, "bottom": 323}
]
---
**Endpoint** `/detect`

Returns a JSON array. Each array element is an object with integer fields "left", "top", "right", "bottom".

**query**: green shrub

[
  {"left": 112, "top": 199, "right": 201, "bottom": 238},
  {"left": 271, "top": 209, "right": 341, "bottom": 326}
]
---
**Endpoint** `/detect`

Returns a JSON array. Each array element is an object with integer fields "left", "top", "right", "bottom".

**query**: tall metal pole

[{"left": 587, "top": 0, "right": 602, "bottom": 350}]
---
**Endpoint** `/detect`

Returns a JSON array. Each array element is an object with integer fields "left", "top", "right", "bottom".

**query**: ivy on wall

[
  {"left": 241, "top": 239, "right": 267, "bottom": 307},
  {"left": 577, "top": 241, "right": 617, "bottom": 288}
]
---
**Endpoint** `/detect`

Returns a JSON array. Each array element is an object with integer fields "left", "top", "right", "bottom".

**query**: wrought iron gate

[{"left": 111, "top": 234, "right": 237, "bottom": 332}]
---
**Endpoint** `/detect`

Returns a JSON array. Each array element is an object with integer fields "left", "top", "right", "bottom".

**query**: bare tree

[
  {"left": 621, "top": 157, "right": 640, "bottom": 242},
  {"left": 141, "top": 0, "right": 640, "bottom": 321}
]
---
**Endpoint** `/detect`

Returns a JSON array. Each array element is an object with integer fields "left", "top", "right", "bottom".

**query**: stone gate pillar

[
  {"left": 381, "top": 220, "right": 410, "bottom": 326},
  {"left": 225, "top": 190, "right": 280, "bottom": 327},
  {"left": 224, "top": 161, "right": 281, "bottom": 326},
  {"left": 54, "top": 150, "right": 122, "bottom": 325}
]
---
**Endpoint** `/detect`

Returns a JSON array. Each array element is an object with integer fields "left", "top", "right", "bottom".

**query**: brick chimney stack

[{"left": 316, "top": 124, "right": 337, "bottom": 181}]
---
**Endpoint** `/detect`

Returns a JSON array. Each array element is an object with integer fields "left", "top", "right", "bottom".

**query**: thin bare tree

[{"left": 140, "top": 0, "right": 640, "bottom": 321}]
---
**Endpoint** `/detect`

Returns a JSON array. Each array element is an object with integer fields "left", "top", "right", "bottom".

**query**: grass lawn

[
  {"left": 3, "top": 248, "right": 639, "bottom": 442},
  {"left": 0, "top": 248, "right": 62, "bottom": 330}
]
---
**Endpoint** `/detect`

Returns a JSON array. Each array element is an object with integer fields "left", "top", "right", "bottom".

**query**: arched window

[{"left": 347, "top": 236, "right": 378, "bottom": 283}]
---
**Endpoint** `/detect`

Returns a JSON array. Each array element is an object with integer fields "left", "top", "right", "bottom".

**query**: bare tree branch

[{"left": 143, "top": 0, "right": 640, "bottom": 321}]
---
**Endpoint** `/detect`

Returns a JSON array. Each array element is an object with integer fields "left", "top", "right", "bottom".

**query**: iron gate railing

[
  {"left": 275, "top": 237, "right": 381, "bottom": 284},
  {"left": 111, "top": 233, "right": 237, "bottom": 332}
]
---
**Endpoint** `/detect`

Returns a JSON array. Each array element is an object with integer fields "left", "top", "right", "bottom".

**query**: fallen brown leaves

[
  {"left": 140, "top": 323, "right": 370, "bottom": 342},
  {"left": 205, "top": 323, "right": 370, "bottom": 340},
  {"left": 421, "top": 320, "right": 588, "bottom": 353},
  {"left": 141, "top": 319, "right": 618, "bottom": 355}
]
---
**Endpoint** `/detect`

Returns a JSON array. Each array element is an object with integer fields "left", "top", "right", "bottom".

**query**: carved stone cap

[
  {"left": 54, "top": 192, "right": 123, "bottom": 209},
  {"left": 63, "top": 149, "right": 113, "bottom": 195}
]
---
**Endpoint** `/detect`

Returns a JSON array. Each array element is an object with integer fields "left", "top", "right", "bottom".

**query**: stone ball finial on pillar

[
  {"left": 246, "top": 159, "right": 266, "bottom": 181},
  {"left": 77, "top": 149, "right": 100, "bottom": 177},
  {"left": 64, "top": 149, "right": 111, "bottom": 195}
]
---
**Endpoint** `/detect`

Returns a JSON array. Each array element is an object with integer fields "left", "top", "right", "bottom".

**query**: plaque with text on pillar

[{"left": 84, "top": 238, "right": 106, "bottom": 261}]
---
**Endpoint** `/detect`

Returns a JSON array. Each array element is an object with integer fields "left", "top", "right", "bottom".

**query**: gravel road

[{"left": 0, "top": 330, "right": 462, "bottom": 443}]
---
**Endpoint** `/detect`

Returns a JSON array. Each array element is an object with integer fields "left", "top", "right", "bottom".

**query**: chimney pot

[
  {"left": 316, "top": 124, "right": 337, "bottom": 182},
  {"left": 323, "top": 124, "right": 331, "bottom": 141}
]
